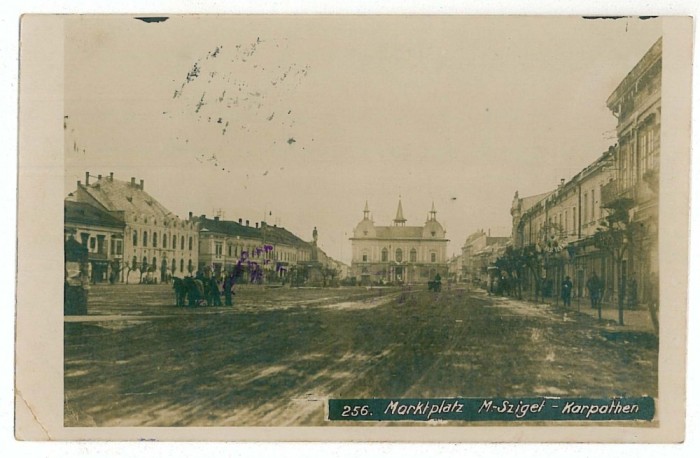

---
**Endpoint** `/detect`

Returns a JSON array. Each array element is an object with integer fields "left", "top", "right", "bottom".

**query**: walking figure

[
  {"left": 586, "top": 272, "right": 602, "bottom": 309},
  {"left": 561, "top": 275, "right": 573, "bottom": 307}
]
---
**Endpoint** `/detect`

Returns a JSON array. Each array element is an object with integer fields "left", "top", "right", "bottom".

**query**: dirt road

[{"left": 64, "top": 284, "right": 657, "bottom": 426}]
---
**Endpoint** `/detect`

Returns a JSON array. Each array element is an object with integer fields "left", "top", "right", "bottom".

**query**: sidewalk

[
  {"left": 547, "top": 297, "right": 655, "bottom": 334},
  {"left": 489, "top": 290, "right": 657, "bottom": 334}
]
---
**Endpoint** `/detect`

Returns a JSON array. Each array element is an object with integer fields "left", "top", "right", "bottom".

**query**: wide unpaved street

[{"left": 64, "top": 284, "right": 658, "bottom": 426}]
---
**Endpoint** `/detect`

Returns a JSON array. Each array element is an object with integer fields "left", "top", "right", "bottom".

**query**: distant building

[
  {"left": 446, "top": 254, "right": 463, "bottom": 283},
  {"left": 461, "top": 229, "right": 510, "bottom": 287},
  {"left": 64, "top": 200, "right": 125, "bottom": 283},
  {"left": 193, "top": 215, "right": 312, "bottom": 281},
  {"left": 350, "top": 200, "right": 448, "bottom": 285},
  {"left": 66, "top": 172, "right": 199, "bottom": 283}
]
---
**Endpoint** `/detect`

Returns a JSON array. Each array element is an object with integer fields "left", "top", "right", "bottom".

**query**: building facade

[
  {"left": 350, "top": 200, "right": 448, "bottom": 285},
  {"left": 603, "top": 36, "right": 661, "bottom": 307},
  {"left": 510, "top": 149, "right": 615, "bottom": 300},
  {"left": 194, "top": 215, "right": 312, "bottom": 282},
  {"left": 64, "top": 200, "right": 125, "bottom": 283},
  {"left": 66, "top": 172, "right": 199, "bottom": 283},
  {"left": 461, "top": 229, "right": 510, "bottom": 288}
]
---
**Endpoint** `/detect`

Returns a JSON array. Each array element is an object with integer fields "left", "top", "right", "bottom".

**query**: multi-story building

[
  {"left": 603, "top": 36, "right": 661, "bottom": 306},
  {"left": 64, "top": 200, "right": 125, "bottom": 283},
  {"left": 194, "top": 215, "right": 312, "bottom": 281},
  {"left": 510, "top": 148, "right": 614, "bottom": 300},
  {"left": 350, "top": 200, "right": 448, "bottom": 285},
  {"left": 446, "top": 254, "right": 463, "bottom": 283},
  {"left": 66, "top": 172, "right": 199, "bottom": 283},
  {"left": 508, "top": 38, "right": 661, "bottom": 307},
  {"left": 461, "top": 229, "right": 510, "bottom": 287}
]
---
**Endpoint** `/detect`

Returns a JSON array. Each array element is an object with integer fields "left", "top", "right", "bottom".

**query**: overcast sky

[{"left": 64, "top": 15, "right": 662, "bottom": 263}]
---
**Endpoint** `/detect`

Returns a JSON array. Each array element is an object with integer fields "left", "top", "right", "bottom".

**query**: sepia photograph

[{"left": 14, "top": 13, "right": 692, "bottom": 443}]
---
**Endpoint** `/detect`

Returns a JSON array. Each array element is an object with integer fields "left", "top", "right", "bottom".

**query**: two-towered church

[{"left": 350, "top": 200, "right": 449, "bottom": 285}]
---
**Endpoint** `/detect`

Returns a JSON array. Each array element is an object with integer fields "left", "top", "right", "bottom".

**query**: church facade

[{"left": 349, "top": 200, "right": 449, "bottom": 285}]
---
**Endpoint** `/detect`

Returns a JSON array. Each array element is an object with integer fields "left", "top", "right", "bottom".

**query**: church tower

[{"left": 393, "top": 199, "right": 407, "bottom": 227}]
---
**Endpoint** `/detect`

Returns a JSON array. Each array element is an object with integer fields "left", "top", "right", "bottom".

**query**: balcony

[{"left": 601, "top": 180, "right": 637, "bottom": 207}]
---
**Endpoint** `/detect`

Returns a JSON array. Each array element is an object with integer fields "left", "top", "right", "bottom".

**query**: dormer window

[{"left": 431, "top": 231, "right": 436, "bottom": 237}]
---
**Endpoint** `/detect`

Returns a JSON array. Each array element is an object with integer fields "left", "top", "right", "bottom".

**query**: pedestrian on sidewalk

[
  {"left": 561, "top": 276, "right": 573, "bottom": 307},
  {"left": 586, "top": 272, "right": 602, "bottom": 309}
]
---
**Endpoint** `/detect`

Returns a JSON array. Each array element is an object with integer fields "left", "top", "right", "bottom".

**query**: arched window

[
  {"left": 143, "top": 231, "right": 148, "bottom": 246},
  {"left": 362, "top": 251, "right": 368, "bottom": 262},
  {"left": 152, "top": 257, "right": 157, "bottom": 269},
  {"left": 171, "top": 259, "right": 176, "bottom": 274},
  {"left": 142, "top": 256, "right": 148, "bottom": 270},
  {"left": 163, "top": 233, "right": 167, "bottom": 248},
  {"left": 187, "top": 259, "right": 193, "bottom": 273},
  {"left": 153, "top": 232, "right": 158, "bottom": 248},
  {"left": 410, "top": 248, "right": 417, "bottom": 262},
  {"left": 133, "top": 230, "right": 138, "bottom": 247},
  {"left": 132, "top": 256, "right": 137, "bottom": 270},
  {"left": 430, "top": 252, "right": 437, "bottom": 263},
  {"left": 189, "top": 237, "right": 193, "bottom": 250},
  {"left": 395, "top": 248, "right": 403, "bottom": 262},
  {"left": 181, "top": 236, "right": 185, "bottom": 250},
  {"left": 180, "top": 259, "right": 184, "bottom": 273},
  {"left": 381, "top": 248, "right": 388, "bottom": 262},
  {"left": 172, "top": 235, "right": 177, "bottom": 249}
]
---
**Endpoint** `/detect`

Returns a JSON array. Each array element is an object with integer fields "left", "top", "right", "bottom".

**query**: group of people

[
  {"left": 559, "top": 272, "right": 605, "bottom": 308},
  {"left": 173, "top": 270, "right": 238, "bottom": 307}
]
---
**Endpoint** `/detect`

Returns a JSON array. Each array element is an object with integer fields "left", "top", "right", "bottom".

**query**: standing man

[
  {"left": 561, "top": 276, "right": 573, "bottom": 307},
  {"left": 209, "top": 274, "right": 222, "bottom": 306},
  {"left": 586, "top": 272, "right": 602, "bottom": 309},
  {"left": 223, "top": 271, "right": 235, "bottom": 306}
]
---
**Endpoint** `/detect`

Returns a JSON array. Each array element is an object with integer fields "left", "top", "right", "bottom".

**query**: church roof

[
  {"left": 375, "top": 226, "right": 428, "bottom": 239},
  {"left": 393, "top": 200, "right": 407, "bottom": 223}
]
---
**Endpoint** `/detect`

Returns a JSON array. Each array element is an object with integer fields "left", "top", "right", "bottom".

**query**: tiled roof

[
  {"left": 520, "top": 191, "right": 552, "bottom": 213},
  {"left": 78, "top": 177, "right": 174, "bottom": 219},
  {"left": 64, "top": 200, "right": 125, "bottom": 229},
  {"left": 197, "top": 217, "right": 311, "bottom": 248}
]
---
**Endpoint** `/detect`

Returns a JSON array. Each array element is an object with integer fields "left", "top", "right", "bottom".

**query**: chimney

[
  {"left": 238, "top": 218, "right": 242, "bottom": 224},
  {"left": 109, "top": 172, "right": 114, "bottom": 181},
  {"left": 560, "top": 178, "right": 565, "bottom": 187},
  {"left": 77, "top": 180, "right": 81, "bottom": 188},
  {"left": 246, "top": 220, "right": 249, "bottom": 227},
  {"left": 214, "top": 216, "right": 219, "bottom": 222},
  {"left": 85, "top": 172, "right": 90, "bottom": 186},
  {"left": 140, "top": 179, "right": 144, "bottom": 190},
  {"left": 98, "top": 174, "right": 102, "bottom": 180},
  {"left": 131, "top": 177, "right": 135, "bottom": 187},
  {"left": 189, "top": 211, "right": 193, "bottom": 220}
]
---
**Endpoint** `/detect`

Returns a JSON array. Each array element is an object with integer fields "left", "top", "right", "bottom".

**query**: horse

[{"left": 172, "top": 277, "right": 186, "bottom": 306}]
